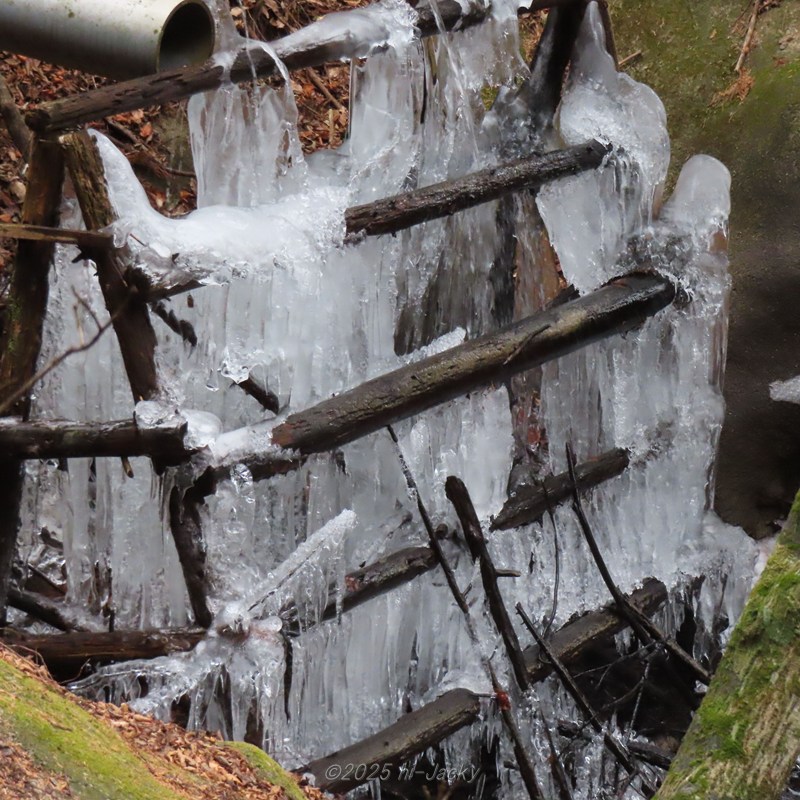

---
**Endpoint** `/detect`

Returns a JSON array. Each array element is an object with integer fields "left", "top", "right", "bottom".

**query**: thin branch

[
  {"left": 387, "top": 426, "right": 544, "bottom": 800},
  {"left": 564, "top": 443, "right": 710, "bottom": 686},
  {"left": 735, "top": 0, "right": 761, "bottom": 74},
  {"left": 0, "top": 74, "right": 32, "bottom": 157},
  {"left": 0, "top": 300, "right": 121, "bottom": 417},
  {"left": 515, "top": 603, "right": 656, "bottom": 797}
]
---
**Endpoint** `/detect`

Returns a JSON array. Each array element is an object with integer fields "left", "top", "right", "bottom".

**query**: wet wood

[
  {"left": 306, "top": 577, "right": 667, "bottom": 792},
  {"left": 0, "top": 223, "right": 112, "bottom": 250},
  {"left": 60, "top": 130, "right": 159, "bottom": 404},
  {"left": 345, "top": 140, "right": 609, "bottom": 238},
  {"left": 491, "top": 448, "right": 630, "bottom": 531},
  {"left": 267, "top": 274, "right": 675, "bottom": 458},
  {"left": 0, "top": 418, "right": 189, "bottom": 463},
  {"left": 26, "top": 0, "right": 579, "bottom": 134},
  {"left": 2, "top": 627, "right": 205, "bottom": 672},
  {"left": 7, "top": 587, "right": 84, "bottom": 633},
  {"left": 0, "top": 137, "right": 65, "bottom": 626},
  {"left": 446, "top": 476, "right": 531, "bottom": 692}
]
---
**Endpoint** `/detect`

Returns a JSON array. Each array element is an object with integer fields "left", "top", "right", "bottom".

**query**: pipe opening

[{"left": 159, "top": 1, "right": 215, "bottom": 72}]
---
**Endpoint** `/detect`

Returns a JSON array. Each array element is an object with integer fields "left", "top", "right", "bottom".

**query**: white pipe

[{"left": 0, "top": 0, "right": 216, "bottom": 80}]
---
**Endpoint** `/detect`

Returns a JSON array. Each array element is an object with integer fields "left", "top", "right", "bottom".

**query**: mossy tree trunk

[{"left": 655, "top": 491, "right": 800, "bottom": 800}]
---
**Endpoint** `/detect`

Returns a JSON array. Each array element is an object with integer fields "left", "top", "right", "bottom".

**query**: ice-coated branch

[
  {"left": 345, "top": 140, "right": 609, "bottom": 238},
  {"left": 61, "top": 130, "right": 159, "bottom": 404},
  {"left": 25, "top": 0, "right": 577, "bottom": 134},
  {"left": 4, "top": 545, "right": 439, "bottom": 673},
  {"left": 7, "top": 587, "right": 88, "bottom": 633},
  {"left": 0, "top": 418, "right": 189, "bottom": 463},
  {"left": 445, "top": 475, "right": 531, "bottom": 693},
  {"left": 134, "top": 141, "right": 610, "bottom": 302},
  {"left": 265, "top": 274, "right": 675, "bottom": 459},
  {"left": 0, "top": 137, "right": 65, "bottom": 626},
  {"left": 305, "top": 578, "right": 668, "bottom": 793},
  {"left": 491, "top": 447, "right": 630, "bottom": 531}
]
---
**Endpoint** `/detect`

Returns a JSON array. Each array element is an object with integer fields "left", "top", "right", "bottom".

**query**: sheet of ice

[{"left": 18, "top": 0, "right": 754, "bottom": 794}]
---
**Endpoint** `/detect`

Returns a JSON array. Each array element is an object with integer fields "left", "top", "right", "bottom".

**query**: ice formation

[{"left": 18, "top": 1, "right": 759, "bottom": 797}]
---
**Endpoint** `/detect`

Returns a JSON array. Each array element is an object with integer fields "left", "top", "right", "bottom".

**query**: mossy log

[{"left": 654, "top": 491, "right": 800, "bottom": 800}]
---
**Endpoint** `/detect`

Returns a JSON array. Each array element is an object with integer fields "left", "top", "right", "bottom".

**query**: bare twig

[
  {"left": 735, "top": 0, "right": 761, "bottom": 74},
  {"left": 387, "top": 426, "right": 544, "bottom": 800},
  {"left": 0, "top": 300, "right": 121, "bottom": 417},
  {"left": 445, "top": 475, "right": 531, "bottom": 693},
  {"left": 515, "top": 603, "right": 656, "bottom": 797},
  {"left": 306, "top": 68, "right": 346, "bottom": 112},
  {"left": 618, "top": 50, "right": 643, "bottom": 69},
  {"left": 564, "top": 443, "right": 710, "bottom": 686},
  {"left": 232, "top": 377, "right": 280, "bottom": 415}
]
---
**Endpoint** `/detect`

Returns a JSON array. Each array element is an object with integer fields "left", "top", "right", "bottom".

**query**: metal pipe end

[{"left": 158, "top": 1, "right": 216, "bottom": 72}]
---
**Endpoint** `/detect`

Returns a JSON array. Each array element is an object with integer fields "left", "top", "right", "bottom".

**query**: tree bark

[
  {"left": 0, "top": 74, "right": 32, "bottom": 157},
  {"left": 267, "top": 274, "right": 674, "bottom": 457},
  {"left": 655, "top": 492, "right": 800, "bottom": 800},
  {"left": 0, "top": 137, "right": 64, "bottom": 626},
  {"left": 60, "top": 130, "right": 159, "bottom": 404},
  {"left": 491, "top": 447, "right": 630, "bottom": 531},
  {"left": 25, "top": 0, "right": 573, "bottom": 134},
  {"left": 0, "top": 418, "right": 189, "bottom": 462},
  {"left": 345, "top": 140, "right": 608, "bottom": 238},
  {"left": 305, "top": 577, "right": 667, "bottom": 792}
]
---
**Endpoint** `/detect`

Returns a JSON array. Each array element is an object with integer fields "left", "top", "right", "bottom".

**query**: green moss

[
  {"left": 0, "top": 658, "right": 183, "bottom": 800},
  {"left": 224, "top": 741, "right": 307, "bottom": 800}
]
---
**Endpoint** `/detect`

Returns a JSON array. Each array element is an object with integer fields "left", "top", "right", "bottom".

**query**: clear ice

[{"left": 18, "top": 1, "right": 759, "bottom": 797}]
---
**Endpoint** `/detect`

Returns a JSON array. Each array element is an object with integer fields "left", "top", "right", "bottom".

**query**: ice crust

[{"left": 20, "top": 2, "right": 757, "bottom": 796}]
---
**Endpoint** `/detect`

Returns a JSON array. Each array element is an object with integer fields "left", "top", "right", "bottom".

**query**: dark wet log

[
  {"left": 0, "top": 418, "right": 190, "bottom": 463},
  {"left": 297, "top": 546, "right": 437, "bottom": 629},
  {"left": 345, "top": 140, "right": 608, "bottom": 238},
  {"left": 0, "top": 137, "right": 65, "bottom": 626},
  {"left": 0, "top": 223, "right": 113, "bottom": 250},
  {"left": 306, "top": 577, "right": 667, "bottom": 792},
  {"left": 2, "top": 627, "right": 205, "bottom": 672},
  {"left": 60, "top": 130, "right": 159, "bottom": 404},
  {"left": 267, "top": 274, "right": 675, "bottom": 459},
  {"left": 7, "top": 587, "right": 85, "bottom": 633},
  {"left": 446, "top": 476, "right": 530, "bottom": 692},
  {"left": 0, "top": 74, "right": 32, "bottom": 156},
  {"left": 168, "top": 484, "right": 213, "bottom": 629},
  {"left": 491, "top": 448, "right": 630, "bottom": 531},
  {"left": 26, "top": 0, "right": 576, "bottom": 134}
]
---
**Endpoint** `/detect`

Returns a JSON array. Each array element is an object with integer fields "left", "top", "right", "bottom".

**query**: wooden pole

[
  {"left": 0, "top": 137, "right": 65, "bottom": 626},
  {"left": 25, "top": 0, "right": 578, "bottom": 134}
]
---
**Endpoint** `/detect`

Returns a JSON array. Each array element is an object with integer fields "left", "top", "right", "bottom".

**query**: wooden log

[
  {"left": 267, "top": 273, "right": 675, "bottom": 459},
  {"left": 60, "top": 130, "right": 159, "bottom": 404},
  {"left": 132, "top": 141, "right": 609, "bottom": 302},
  {"left": 345, "top": 140, "right": 609, "bottom": 238},
  {"left": 3, "top": 546, "right": 438, "bottom": 672},
  {"left": 0, "top": 223, "right": 113, "bottom": 250},
  {"left": 0, "top": 74, "right": 32, "bottom": 156},
  {"left": 25, "top": 0, "right": 575, "bottom": 134},
  {"left": 654, "top": 492, "right": 800, "bottom": 800},
  {"left": 7, "top": 587, "right": 85, "bottom": 633},
  {"left": 298, "top": 545, "right": 437, "bottom": 629},
  {"left": 1, "top": 627, "right": 205, "bottom": 672},
  {"left": 0, "top": 418, "right": 190, "bottom": 463},
  {"left": 491, "top": 447, "right": 630, "bottom": 531},
  {"left": 305, "top": 577, "right": 667, "bottom": 792},
  {"left": 0, "top": 137, "right": 65, "bottom": 626}
]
